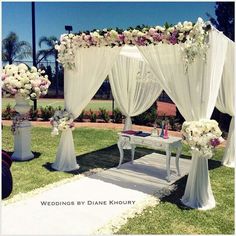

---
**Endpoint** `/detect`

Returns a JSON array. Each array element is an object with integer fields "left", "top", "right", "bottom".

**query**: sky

[{"left": 2, "top": 1, "right": 216, "bottom": 59}]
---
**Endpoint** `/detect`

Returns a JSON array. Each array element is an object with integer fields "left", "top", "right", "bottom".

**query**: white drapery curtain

[
  {"left": 216, "top": 40, "right": 235, "bottom": 168},
  {"left": 138, "top": 29, "right": 228, "bottom": 209},
  {"left": 109, "top": 54, "right": 162, "bottom": 130},
  {"left": 52, "top": 47, "right": 121, "bottom": 171}
]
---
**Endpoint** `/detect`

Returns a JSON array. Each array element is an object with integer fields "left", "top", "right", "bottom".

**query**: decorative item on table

[
  {"left": 50, "top": 110, "right": 75, "bottom": 136},
  {"left": 122, "top": 130, "right": 139, "bottom": 135},
  {"left": 181, "top": 119, "right": 223, "bottom": 158},
  {"left": 160, "top": 120, "right": 165, "bottom": 137},
  {"left": 151, "top": 119, "right": 159, "bottom": 137},
  {"left": 135, "top": 132, "right": 151, "bottom": 137},
  {"left": 163, "top": 121, "right": 169, "bottom": 139}
]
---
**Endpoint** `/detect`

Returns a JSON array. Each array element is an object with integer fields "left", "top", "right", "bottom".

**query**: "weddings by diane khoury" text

[{"left": 40, "top": 200, "right": 136, "bottom": 206}]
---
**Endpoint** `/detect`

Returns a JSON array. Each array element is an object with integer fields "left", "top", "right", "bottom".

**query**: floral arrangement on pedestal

[
  {"left": 2, "top": 63, "right": 51, "bottom": 99},
  {"left": 181, "top": 119, "right": 223, "bottom": 158},
  {"left": 55, "top": 17, "right": 211, "bottom": 70},
  {"left": 50, "top": 110, "right": 75, "bottom": 136}
]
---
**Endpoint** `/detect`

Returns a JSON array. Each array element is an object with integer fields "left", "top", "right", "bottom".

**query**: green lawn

[
  {"left": 2, "top": 126, "right": 234, "bottom": 234},
  {"left": 2, "top": 98, "right": 114, "bottom": 111},
  {"left": 117, "top": 148, "right": 235, "bottom": 234}
]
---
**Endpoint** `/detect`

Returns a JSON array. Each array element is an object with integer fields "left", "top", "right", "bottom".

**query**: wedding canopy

[
  {"left": 53, "top": 19, "right": 234, "bottom": 210},
  {"left": 216, "top": 40, "right": 235, "bottom": 168}
]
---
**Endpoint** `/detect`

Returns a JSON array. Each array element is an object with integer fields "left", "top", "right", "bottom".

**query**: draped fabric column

[
  {"left": 109, "top": 54, "right": 162, "bottom": 130},
  {"left": 138, "top": 29, "right": 228, "bottom": 209},
  {"left": 52, "top": 47, "right": 121, "bottom": 171},
  {"left": 216, "top": 40, "right": 235, "bottom": 168}
]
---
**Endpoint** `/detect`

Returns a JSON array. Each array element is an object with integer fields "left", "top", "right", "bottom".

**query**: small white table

[{"left": 117, "top": 132, "right": 182, "bottom": 181}]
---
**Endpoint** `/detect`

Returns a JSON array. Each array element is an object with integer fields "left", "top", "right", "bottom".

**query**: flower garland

[
  {"left": 11, "top": 113, "right": 30, "bottom": 134},
  {"left": 55, "top": 18, "right": 211, "bottom": 70},
  {"left": 2, "top": 63, "right": 51, "bottom": 99},
  {"left": 50, "top": 110, "right": 75, "bottom": 136},
  {"left": 181, "top": 119, "right": 223, "bottom": 158}
]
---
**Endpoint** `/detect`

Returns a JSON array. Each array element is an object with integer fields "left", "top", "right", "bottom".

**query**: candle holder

[
  {"left": 160, "top": 121, "right": 164, "bottom": 138},
  {"left": 163, "top": 121, "right": 169, "bottom": 139}
]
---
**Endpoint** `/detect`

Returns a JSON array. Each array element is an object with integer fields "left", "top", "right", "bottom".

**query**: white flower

[
  {"left": 31, "top": 66, "right": 37, "bottom": 73},
  {"left": 18, "top": 63, "right": 28, "bottom": 71}
]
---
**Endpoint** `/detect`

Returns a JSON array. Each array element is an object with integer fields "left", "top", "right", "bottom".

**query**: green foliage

[
  {"left": 40, "top": 106, "right": 55, "bottom": 121},
  {"left": 2, "top": 32, "right": 32, "bottom": 64},
  {"left": 99, "top": 107, "right": 110, "bottom": 123},
  {"left": 76, "top": 110, "right": 85, "bottom": 122},
  {"left": 133, "top": 106, "right": 157, "bottom": 126},
  {"left": 89, "top": 109, "right": 97, "bottom": 122},
  {"left": 113, "top": 108, "right": 123, "bottom": 123},
  {"left": 2, "top": 103, "right": 13, "bottom": 120},
  {"left": 29, "top": 107, "right": 39, "bottom": 121}
]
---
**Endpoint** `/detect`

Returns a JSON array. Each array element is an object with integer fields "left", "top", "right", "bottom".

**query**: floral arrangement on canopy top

[
  {"left": 181, "top": 119, "right": 224, "bottom": 158},
  {"left": 55, "top": 17, "right": 211, "bottom": 70},
  {"left": 2, "top": 63, "right": 51, "bottom": 100}
]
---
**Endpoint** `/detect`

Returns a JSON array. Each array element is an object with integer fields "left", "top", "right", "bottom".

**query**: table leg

[
  {"left": 176, "top": 145, "right": 182, "bottom": 176},
  {"left": 165, "top": 147, "right": 171, "bottom": 182},
  {"left": 117, "top": 141, "right": 124, "bottom": 169},
  {"left": 131, "top": 144, "right": 135, "bottom": 164}
]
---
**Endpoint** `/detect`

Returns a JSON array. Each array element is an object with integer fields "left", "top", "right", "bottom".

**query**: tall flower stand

[{"left": 11, "top": 95, "right": 34, "bottom": 161}]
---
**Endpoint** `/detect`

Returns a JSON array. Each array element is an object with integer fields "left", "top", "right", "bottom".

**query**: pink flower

[
  {"left": 210, "top": 138, "right": 220, "bottom": 147},
  {"left": 2, "top": 74, "right": 7, "bottom": 81}
]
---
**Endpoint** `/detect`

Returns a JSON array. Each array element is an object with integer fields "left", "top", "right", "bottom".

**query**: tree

[
  {"left": 37, "top": 36, "right": 59, "bottom": 97},
  {"left": 207, "top": 2, "right": 235, "bottom": 41},
  {"left": 2, "top": 32, "right": 32, "bottom": 64}
]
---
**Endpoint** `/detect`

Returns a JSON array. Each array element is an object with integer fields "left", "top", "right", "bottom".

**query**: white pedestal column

[
  {"left": 11, "top": 94, "right": 34, "bottom": 161},
  {"left": 12, "top": 120, "right": 34, "bottom": 161}
]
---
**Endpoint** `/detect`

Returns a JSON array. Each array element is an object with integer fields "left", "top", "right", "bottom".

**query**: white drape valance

[
  {"left": 138, "top": 29, "right": 228, "bottom": 209},
  {"left": 52, "top": 47, "right": 121, "bottom": 171},
  {"left": 109, "top": 54, "right": 162, "bottom": 130},
  {"left": 216, "top": 40, "right": 235, "bottom": 168}
]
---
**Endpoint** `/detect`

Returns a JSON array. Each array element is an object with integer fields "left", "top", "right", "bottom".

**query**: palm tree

[
  {"left": 37, "top": 36, "right": 59, "bottom": 97},
  {"left": 2, "top": 32, "right": 32, "bottom": 64}
]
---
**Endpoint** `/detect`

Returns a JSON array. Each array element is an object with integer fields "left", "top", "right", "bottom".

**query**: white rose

[
  {"left": 18, "top": 63, "right": 28, "bottom": 71},
  {"left": 34, "top": 87, "right": 40, "bottom": 93},
  {"left": 31, "top": 66, "right": 37, "bottom": 73},
  {"left": 25, "top": 84, "right": 32, "bottom": 90}
]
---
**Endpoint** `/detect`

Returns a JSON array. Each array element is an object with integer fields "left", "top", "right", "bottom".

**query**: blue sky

[{"left": 2, "top": 1, "right": 216, "bottom": 55}]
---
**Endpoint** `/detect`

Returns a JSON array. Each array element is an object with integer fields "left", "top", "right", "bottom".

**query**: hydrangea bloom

[
  {"left": 181, "top": 119, "right": 223, "bottom": 158},
  {"left": 2, "top": 63, "right": 51, "bottom": 99}
]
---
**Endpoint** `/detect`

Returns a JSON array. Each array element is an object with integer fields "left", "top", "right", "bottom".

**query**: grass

[
  {"left": 2, "top": 125, "right": 155, "bottom": 198},
  {"left": 117, "top": 148, "right": 235, "bottom": 234},
  {"left": 2, "top": 126, "right": 234, "bottom": 234},
  {"left": 2, "top": 126, "right": 117, "bottom": 197},
  {"left": 2, "top": 98, "right": 114, "bottom": 111}
]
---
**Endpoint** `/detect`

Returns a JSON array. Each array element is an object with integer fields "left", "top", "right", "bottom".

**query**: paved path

[
  {"left": 2, "top": 153, "right": 191, "bottom": 235},
  {"left": 2, "top": 120, "right": 182, "bottom": 137}
]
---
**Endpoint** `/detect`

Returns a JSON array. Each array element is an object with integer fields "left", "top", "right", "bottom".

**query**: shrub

[
  {"left": 2, "top": 104, "right": 13, "bottom": 120},
  {"left": 29, "top": 107, "right": 39, "bottom": 121},
  {"left": 40, "top": 106, "right": 55, "bottom": 121},
  {"left": 113, "top": 108, "right": 123, "bottom": 123},
  {"left": 133, "top": 106, "right": 157, "bottom": 126},
  {"left": 99, "top": 108, "right": 110, "bottom": 123},
  {"left": 76, "top": 110, "right": 85, "bottom": 122},
  {"left": 89, "top": 109, "right": 97, "bottom": 122}
]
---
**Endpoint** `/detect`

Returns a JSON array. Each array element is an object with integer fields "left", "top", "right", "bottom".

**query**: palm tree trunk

[{"left": 55, "top": 51, "right": 59, "bottom": 98}]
